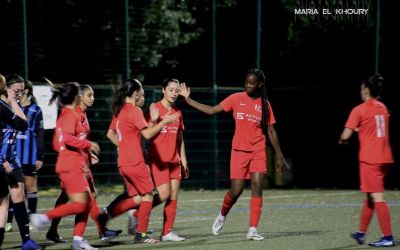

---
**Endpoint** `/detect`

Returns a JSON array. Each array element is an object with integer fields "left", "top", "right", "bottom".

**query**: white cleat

[
  {"left": 212, "top": 213, "right": 225, "bottom": 235},
  {"left": 161, "top": 231, "right": 185, "bottom": 242},
  {"left": 29, "top": 213, "right": 49, "bottom": 231},
  {"left": 5, "top": 222, "right": 12, "bottom": 232},
  {"left": 246, "top": 227, "right": 264, "bottom": 241},
  {"left": 70, "top": 239, "right": 98, "bottom": 250},
  {"left": 127, "top": 209, "right": 138, "bottom": 235}
]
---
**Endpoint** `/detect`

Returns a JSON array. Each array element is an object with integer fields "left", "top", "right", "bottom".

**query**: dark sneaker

[
  {"left": 368, "top": 236, "right": 395, "bottom": 247},
  {"left": 134, "top": 232, "right": 159, "bottom": 244},
  {"left": 99, "top": 229, "right": 123, "bottom": 241},
  {"left": 350, "top": 232, "right": 365, "bottom": 245},
  {"left": 46, "top": 231, "right": 67, "bottom": 243},
  {"left": 21, "top": 239, "right": 44, "bottom": 250}
]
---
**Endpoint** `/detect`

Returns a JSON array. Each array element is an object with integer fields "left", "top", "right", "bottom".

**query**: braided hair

[{"left": 246, "top": 68, "right": 269, "bottom": 137}]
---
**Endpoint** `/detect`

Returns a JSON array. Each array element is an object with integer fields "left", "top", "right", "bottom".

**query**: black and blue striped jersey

[
  {"left": 16, "top": 103, "right": 44, "bottom": 165},
  {"left": 0, "top": 99, "right": 28, "bottom": 170}
]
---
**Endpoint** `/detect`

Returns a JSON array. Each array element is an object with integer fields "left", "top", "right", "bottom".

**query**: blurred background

[{"left": 1, "top": 0, "right": 399, "bottom": 190}]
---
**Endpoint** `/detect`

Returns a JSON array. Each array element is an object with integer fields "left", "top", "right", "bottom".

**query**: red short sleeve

[
  {"left": 345, "top": 107, "right": 361, "bottom": 130},
  {"left": 219, "top": 94, "right": 235, "bottom": 112},
  {"left": 109, "top": 116, "right": 117, "bottom": 131}
]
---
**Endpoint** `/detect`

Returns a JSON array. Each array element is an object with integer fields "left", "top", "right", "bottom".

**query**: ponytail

[{"left": 112, "top": 79, "right": 142, "bottom": 116}]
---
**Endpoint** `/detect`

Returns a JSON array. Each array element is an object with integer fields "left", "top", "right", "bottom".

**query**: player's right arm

[
  {"left": 141, "top": 113, "right": 179, "bottom": 140},
  {"left": 107, "top": 116, "right": 119, "bottom": 146},
  {"left": 179, "top": 82, "right": 223, "bottom": 115}
]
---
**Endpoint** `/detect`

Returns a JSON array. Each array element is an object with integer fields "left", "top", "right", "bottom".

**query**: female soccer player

[
  {"left": 145, "top": 78, "right": 189, "bottom": 241},
  {"left": 179, "top": 68, "right": 288, "bottom": 240},
  {"left": 30, "top": 82, "right": 100, "bottom": 250},
  {"left": 97, "top": 79, "right": 178, "bottom": 243},
  {"left": 339, "top": 74, "right": 395, "bottom": 247},
  {"left": 6, "top": 80, "right": 44, "bottom": 232},
  {"left": 45, "top": 85, "right": 121, "bottom": 243},
  {"left": 0, "top": 74, "right": 43, "bottom": 250}
]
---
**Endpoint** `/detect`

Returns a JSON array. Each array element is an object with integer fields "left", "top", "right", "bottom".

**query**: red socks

[
  {"left": 109, "top": 197, "right": 137, "bottom": 218},
  {"left": 163, "top": 199, "right": 177, "bottom": 236},
  {"left": 221, "top": 192, "right": 237, "bottom": 217},
  {"left": 46, "top": 202, "right": 89, "bottom": 219},
  {"left": 137, "top": 201, "right": 153, "bottom": 234},
  {"left": 375, "top": 201, "right": 392, "bottom": 236},
  {"left": 359, "top": 199, "right": 374, "bottom": 232},
  {"left": 249, "top": 196, "right": 263, "bottom": 228}
]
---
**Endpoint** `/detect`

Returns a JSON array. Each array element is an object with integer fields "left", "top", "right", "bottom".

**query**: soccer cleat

[
  {"left": 350, "top": 232, "right": 365, "bottom": 245},
  {"left": 246, "top": 227, "right": 264, "bottom": 241},
  {"left": 29, "top": 214, "right": 49, "bottom": 231},
  {"left": 134, "top": 232, "right": 159, "bottom": 244},
  {"left": 5, "top": 222, "right": 12, "bottom": 232},
  {"left": 70, "top": 239, "right": 98, "bottom": 250},
  {"left": 212, "top": 213, "right": 225, "bottom": 235},
  {"left": 161, "top": 231, "right": 185, "bottom": 242},
  {"left": 368, "top": 236, "right": 395, "bottom": 247},
  {"left": 46, "top": 231, "right": 68, "bottom": 243},
  {"left": 99, "top": 229, "right": 123, "bottom": 241},
  {"left": 21, "top": 239, "right": 44, "bottom": 250}
]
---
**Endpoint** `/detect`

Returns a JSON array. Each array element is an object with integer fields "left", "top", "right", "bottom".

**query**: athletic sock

[
  {"left": 249, "top": 196, "right": 263, "bottom": 228},
  {"left": 375, "top": 201, "right": 392, "bottom": 237},
  {"left": 7, "top": 197, "right": 13, "bottom": 223},
  {"left": 163, "top": 199, "right": 177, "bottom": 236},
  {"left": 27, "top": 192, "right": 38, "bottom": 214},
  {"left": 0, "top": 228, "right": 5, "bottom": 246},
  {"left": 359, "top": 199, "right": 374, "bottom": 232},
  {"left": 13, "top": 201, "right": 30, "bottom": 243},
  {"left": 109, "top": 197, "right": 137, "bottom": 218},
  {"left": 136, "top": 201, "right": 152, "bottom": 234},
  {"left": 221, "top": 192, "right": 237, "bottom": 217}
]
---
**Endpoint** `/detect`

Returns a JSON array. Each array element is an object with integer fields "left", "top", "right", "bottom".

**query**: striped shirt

[
  {"left": 16, "top": 103, "right": 44, "bottom": 165},
  {"left": 0, "top": 99, "right": 28, "bottom": 169}
]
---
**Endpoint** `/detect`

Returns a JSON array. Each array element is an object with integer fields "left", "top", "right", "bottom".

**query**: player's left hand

[
  {"left": 275, "top": 156, "right": 290, "bottom": 173},
  {"left": 182, "top": 165, "right": 189, "bottom": 179},
  {"left": 35, "top": 160, "right": 43, "bottom": 170}
]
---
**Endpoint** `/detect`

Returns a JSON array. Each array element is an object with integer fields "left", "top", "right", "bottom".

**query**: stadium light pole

[
  {"left": 375, "top": 0, "right": 381, "bottom": 73},
  {"left": 256, "top": 0, "right": 261, "bottom": 69},
  {"left": 22, "top": 0, "right": 28, "bottom": 79},
  {"left": 211, "top": 0, "right": 219, "bottom": 189},
  {"left": 125, "top": 0, "right": 131, "bottom": 79}
]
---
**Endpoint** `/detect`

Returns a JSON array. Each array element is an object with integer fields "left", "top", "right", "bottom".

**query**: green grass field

[{"left": 3, "top": 188, "right": 400, "bottom": 250}]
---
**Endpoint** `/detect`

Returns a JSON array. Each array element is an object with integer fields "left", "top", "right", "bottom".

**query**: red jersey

[
  {"left": 147, "top": 101, "right": 184, "bottom": 163},
  {"left": 53, "top": 107, "right": 91, "bottom": 173},
  {"left": 219, "top": 92, "right": 276, "bottom": 151},
  {"left": 76, "top": 106, "right": 90, "bottom": 165},
  {"left": 109, "top": 115, "right": 117, "bottom": 132},
  {"left": 345, "top": 98, "right": 393, "bottom": 164},
  {"left": 116, "top": 103, "right": 148, "bottom": 167}
]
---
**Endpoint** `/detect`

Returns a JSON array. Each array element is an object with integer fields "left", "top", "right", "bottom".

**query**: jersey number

[{"left": 375, "top": 114, "right": 386, "bottom": 138}]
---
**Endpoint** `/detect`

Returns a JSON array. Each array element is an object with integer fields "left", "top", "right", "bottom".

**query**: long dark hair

[
  {"left": 49, "top": 82, "right": 81, "bottom": 106},
  {"left": 363, "top": 73, "right": 384, "bottom": 98},
  {"left": 247, "top": 68, "right": 268, "bottom": 136},
  {"left": 112, "top": 79, "right": 142, "bottom": 116},
  {"left": 24, "top": 80, "right": 37, "bottom": 104}
]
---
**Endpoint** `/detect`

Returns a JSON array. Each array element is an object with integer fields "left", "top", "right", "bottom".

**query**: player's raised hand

[{"left": 179, "top": 82, "right": 190, "bottom": 101}]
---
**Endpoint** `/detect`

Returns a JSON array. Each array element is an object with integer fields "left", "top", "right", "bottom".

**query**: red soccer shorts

[
  {"left": 118, "top": 162, "right": 154, "bottom": 197},
  {"left": 58, "top": 170, "right": 90, "bottom": 194},
  {"left": 149, "top": 160, "right": 181, "bottom": 187},
  {"left": 230, "top": 148, "right": 267, "bottom": 179},
  {"left": 359, "top": 162, "right": 390, "bottom": 193}
]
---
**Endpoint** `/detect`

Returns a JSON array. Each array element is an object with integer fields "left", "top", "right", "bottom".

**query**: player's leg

[
  {"left": 368, "top": 192, "right": 394, "bottom": 247},
  {"left": 0, "top": 174, "right": 10, "bottom": 247},
  {"left": 161, "top": 178, "right": 185, "bottom": 241},
  {"left": 247, "top": 172, "right": 265, "bottom": 240},
  {"left": 45, "top": 191, "right": 69, "bottom": 243},
  {"left": 23, "top": 165, "right": 38, "bottom": 215}
]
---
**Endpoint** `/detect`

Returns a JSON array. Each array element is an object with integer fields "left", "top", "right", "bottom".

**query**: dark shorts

[
  {"left": 0, "top": 168, "right": 24, "bottom": 197},
  {"left": 22, "top": 164, "right": 37, "bottom": 177}
]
